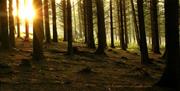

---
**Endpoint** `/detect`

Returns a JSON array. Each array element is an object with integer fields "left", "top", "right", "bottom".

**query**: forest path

[{"left": 0, "top": 38, "right": 172, "bottom": 91}]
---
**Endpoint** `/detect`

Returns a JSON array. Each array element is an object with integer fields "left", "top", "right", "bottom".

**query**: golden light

[
  {"left": 12, "top": 0, "right": 35, "bottom": 35},
  {"left": 13, "top": 0, "right": 35, "bottom": 22}
]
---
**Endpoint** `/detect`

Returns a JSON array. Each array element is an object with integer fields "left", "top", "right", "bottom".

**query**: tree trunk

[
  {"left": 78, "top": 0, "right": 83, "bottom": 39},
  {"left": 67, "top": 0, "right": 73, "bottom": 55},
  {"left": 72, "top": 0, "right": 77, "bottom": 41},
  {"left": 0, "top": 0, "right": 10, "bottom": 49},
  {"left": 137, "top": 0, "right": 150, "bottom": 64},
  {"left": 25, "top": 20, "right": 29, "bottom": 41},
  {"left": 86, "top": 0, "right": 95, "bottom": 48},
  {"left": 95, "top": 0, "right": 106, "bottom": 54},
  {"left": 51, "top": 0, "right": 58, "bottom": 42},
  {"left": 119, "top": 0, "right": 126, "bottom": 50},
  {"left": 83, "top": 0, "right": 88, "bottom": 44},
  {"left": 130, "top": 0, "right": 140, "bottom": 46},
  {"left": 25, "top": 0, "right": 29, "bottom": 41},
  {"left": 110, "top": 0, "right": 115, "bottom": 48},
  {"left": 150, "top": 0, "right": 161, "bottom": 54},
  {"left": 123, "top": 0, "right": 128, "bottom": 49},
  {"left": 62, "top": 0, "right": 67, "bottom": 41},
  {"left": 33, "top": 0, "right": 44, "bottom": 60},
  {"left": 44, "top": 0, "right": 51, "bottom": 43},
  {"left": 9, "top": 0, "right": 16, "bottom": 47},
  {"left": 116, "top": 0, "right": 121, "bottom": 47},
  {"left": 156, "top": 0, "right": 179, "bottom": 89},
  {"left": 16, "top": 0, "right": 21, "bottom": 38}
]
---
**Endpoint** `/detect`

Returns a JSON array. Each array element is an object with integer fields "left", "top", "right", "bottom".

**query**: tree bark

[
  {"left": 0, "top": 0, "right": 10, "bottom": 49},
  {"left": 110, "top": 0, "right": 115, "bottom": 48},
  {"left": 62, "top": 0, "right": 67, "bottom": 41},
  {"left": 25, "top": 0, "right": 29, "bottom": 41},
  {"left": 16, "top": 0, "right": 21, "bottom": 38},
  {"left": 137, "top": 0, "right": 150, "bottom": 64},
  {"left": 86, "top": 0, "right": 95, "bottom": 48},
  {"left": 51, "top": 0, "right": 58, "bottom": 42},
  {"left": 9, "top": 0, "right": 16, "bottom": 47},
  {"left": 123, "top": 0, "right": 128, "bottom": 49},
  {"left": 156, "top": 0, "right": 179, "bottom": 89},
  {"left": 44, "top": 0, "right": 51, "bottom": 43},
  {"left": 95, "top": 0, "right": 107, "bottom": 54},
  {"left": 33, "top": 0, "right": 44, "bottom": 60},
  {"left": 150, "top": 0, "right": 161, "bottom": 54},
  {"left": 72, "top": 0, "right": 77, "bottom": 41},
  {"left": 130, "top": 0, "right": 140, "bottom": 46},
  {"left": 119, "top": 0, "right": 126, "bottom": 50},
  {"left": 83, "top": 0, "right": 88, "bottom": 44},
  {"left": 67, "top": 0, "right": 73, "bottom": 55},
  {"left": 78, "top": 0, "right": 83, "bottom": 39}
]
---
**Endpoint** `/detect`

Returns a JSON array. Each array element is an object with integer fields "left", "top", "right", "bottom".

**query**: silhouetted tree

[
  {"left": 95, "top": 0, "right": 107, "bottom": 54},
  {"left": 123, "top": 0, "right": 128, "bottom": 49},
  {"left": 156, "top": 0, "right": 179, "bottom": 89},
  {"left": 119, "top": 0, "right": 126, "bottom": 50},
  {"left": 0, "top": 0, "right": 10, "bottom": 49},
  {"left": 67, "top": 0, "right": 73, "bottom": 55},
  {"left": 130, "top": 0, "right": 140, "bottom": 46},
  {"left": 137, "top": 0, "right": 150, "bottom": 64},
  {"left": 25, "top": 20, "right": 29, "bottom": 41},
  {"left": 85, "top": 0, "right": 95, "bottom": 48},
  {"left": 24, "top": 0, "right": 29, "bottom": 41},
  {"left": 110, "top": 0, "right": 115, "bottom": 48},
  {"left": 62, "top": 0, "right": 67, "bottom": 41},
  {"left": 9, "top": 0, "right": 16, "bottom": 47},
  {"left": 44, "top": 0, "right": 51, "bottom": 43},
  {"left": 150, "top": 0, "right": 161, "bottom": 54},
  {"left": 83, "top": 0, "right": 88, "bottom": 43},
  {"left": 16, "top": 0, "right": 21, "bottom": 38},
  {"left": 51, "top": 0, "right": 58, "bottom": 42},
  {"left": 33, "top": 0, "right": 44, "bottom": 60}
]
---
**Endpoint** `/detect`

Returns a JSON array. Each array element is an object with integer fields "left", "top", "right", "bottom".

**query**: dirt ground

[{"left": 0, "top": 39, "right": 174, "bottom": 91}]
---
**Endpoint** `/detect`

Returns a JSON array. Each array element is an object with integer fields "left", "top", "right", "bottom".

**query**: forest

[{"left": 0, "top": 0, "right": 179, "bottom": 91}]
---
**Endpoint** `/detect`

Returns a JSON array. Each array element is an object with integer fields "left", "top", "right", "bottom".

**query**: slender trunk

[
  {"left": 16, "top": 0, "right": 21, "bottom": 38},
  {"left": 137, "top": 0, "right": 150, "bottom": 64},
  {"left": 78, "top": 0, "right": 83, "bottom": 39},
  {"left": 110, "top": 0, "right": 115, "bottom": 48},
  {"left": 116, "top": 0, "right": 121, "bottom": 47},
  {"left": 9, "top": 0, "right": 16, "bottom": 47},
  {"left": 62, "top": 0, "right": 67, "bottom": 41},
  {"left": 25, "top": 19, "right": 29, "bottom": 41},
  {"left": 73, "top": 0, "right": 77, "bottom": 41},
  {"left": 86, "top": 0, "right": 95, "bottom": 48},
  {"left": 83, "top": 0, "right": 88, "bottom": 43},
  {"left": 130, "top": 0, "right": 140, "bottom": 46},
  {"left": 25, "top": 0, "right": 29, "bottom": 41},
  {"left": 123, "top": 0, "right": 128, "bottom": 49},
  {"left": 52, "top": 0, "right": 58, "bottom": 42},
  {"left": 150, "top": 0, "right": 161, "bottom": 54},
  {"left": 119, "top": 0, "right": 126, "bottom": 50},
  {"left": 67, "top": 0, "right": 73, "bottom": 55},
  {"left": 44, "top": 0, "right": 51, "bottom": 43}
]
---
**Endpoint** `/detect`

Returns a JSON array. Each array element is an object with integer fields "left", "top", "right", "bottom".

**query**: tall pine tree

[
  {"left": 95, "top": 0, "right": 107, "bottom": 54},
  {"left": 33, "top": 0, "right": 44, "bottom": 60},
  {"left": 0, "top": 0, "right": 10, "bottom": 49}
]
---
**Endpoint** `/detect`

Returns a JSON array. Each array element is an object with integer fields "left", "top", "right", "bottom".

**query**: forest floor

[{"left": 0, "top": 38, "right": 174, "bottom": 91}]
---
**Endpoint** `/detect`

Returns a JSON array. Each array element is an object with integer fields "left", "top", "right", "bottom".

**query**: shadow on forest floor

[{"left": 0, "top": 38, "right": 173, "bottom": 91}]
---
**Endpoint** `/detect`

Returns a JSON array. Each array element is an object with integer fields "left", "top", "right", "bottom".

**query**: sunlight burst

[{"left": 13, "top": 0, "right": 35, "bottom": 22}]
